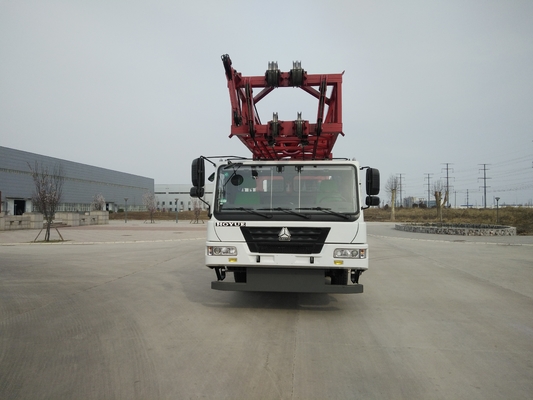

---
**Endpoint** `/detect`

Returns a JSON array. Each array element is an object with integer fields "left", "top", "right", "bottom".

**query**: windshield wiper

[
  {"left": 258, "top": 207, "right": 310, "bottom": 219},
  {"left": 223, "top": 207, "right": 272, "bottom": 219},
  {"left": 297, "top": 207, "right": 351, "bottom": 220}
]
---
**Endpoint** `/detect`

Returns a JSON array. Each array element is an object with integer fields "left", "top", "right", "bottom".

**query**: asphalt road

[{"left": 1, "top": 222, "right": 532, "bottom": 399}]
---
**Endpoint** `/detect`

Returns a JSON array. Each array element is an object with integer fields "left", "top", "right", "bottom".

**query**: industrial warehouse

[{"left": 0, "top": 146, "right": 154, "bottom": 216}]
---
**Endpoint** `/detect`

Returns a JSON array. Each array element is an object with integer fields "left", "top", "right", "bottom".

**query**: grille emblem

[{"left": 278, "top": 227, "right": 291, "bottom": 241}]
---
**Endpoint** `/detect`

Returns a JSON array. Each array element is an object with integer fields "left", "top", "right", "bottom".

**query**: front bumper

[
  {"left": 205, "top": 242, "right": 369, "bottom": 270},
  {"left": 211, "top": 267, "right": 364, "bottom": 293}
]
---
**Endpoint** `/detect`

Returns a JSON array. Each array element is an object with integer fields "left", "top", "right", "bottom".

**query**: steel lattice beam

[{"left": 222, "top": 54, "right": 344, "bottom": 160}]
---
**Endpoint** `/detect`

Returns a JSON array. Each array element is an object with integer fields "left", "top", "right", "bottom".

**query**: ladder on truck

[{"left": 221, "top": 54, "right": 344, "bottom": 161}]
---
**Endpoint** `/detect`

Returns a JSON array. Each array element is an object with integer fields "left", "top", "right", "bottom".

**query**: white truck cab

[{"left": 191, "top": 157, "right": 380, "bottom": 293}]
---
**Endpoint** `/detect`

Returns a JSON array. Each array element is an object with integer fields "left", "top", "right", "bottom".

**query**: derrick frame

[{"left": 221, "top": 54, "right": 344, "bottom": 160}]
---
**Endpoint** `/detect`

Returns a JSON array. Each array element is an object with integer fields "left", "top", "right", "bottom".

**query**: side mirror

[
  {"left": 366, "top": 168, "right": 380, "bottom": 196},
  {"left": 190, "top": 187, "right": 204, "bottom": 198},
  {"left": 365, "top": 196, "right": 380, "bottom": 207},
  {"left": 191, "top": 158, "right": 205, "bottom": 188}
]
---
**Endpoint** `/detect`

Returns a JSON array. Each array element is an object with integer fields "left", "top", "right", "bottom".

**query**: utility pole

[
  {"left": 425, "top": 173, "right": 433, "bottom": 208},
  {"left": 397, "top": 173, "right": 404, "bottom": 207},
  {"left": 466, "top": 189, "right": 470, "bottom": 208},
  {"left": 478, "top": 164, "right": 491, "bottom": 208},
  {"left": 442, "top": 163, "right": 454, "bottom": 208},
  {"left": 124, "top": 197, "right": 128, "bottom": 223},
  {"left": 495, "top": 197, "right": 500, "bottom": 224}
]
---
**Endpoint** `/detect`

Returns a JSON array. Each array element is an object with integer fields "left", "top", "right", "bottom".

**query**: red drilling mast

[{"left": 222, "top": 54, "right": 344, "bottom": 160}]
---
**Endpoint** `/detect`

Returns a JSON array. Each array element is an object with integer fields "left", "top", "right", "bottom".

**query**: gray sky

[{"left": 1, "top": 0, "right": 532, "bottom": 206}]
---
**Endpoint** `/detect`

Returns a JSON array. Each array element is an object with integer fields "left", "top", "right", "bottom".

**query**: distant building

[
  {"left": 0, "top": 146, "right": 153, "bottom": 215},
  {"left": 154, "top": 184, "right": 213, "bottom": 212},
  {"left": 403, "top": 196, "right": 420, "bottom": 208}
]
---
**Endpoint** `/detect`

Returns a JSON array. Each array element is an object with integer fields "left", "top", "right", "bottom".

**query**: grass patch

[{"left": 109, "top": 210, "right": 208, "bottom": 222}]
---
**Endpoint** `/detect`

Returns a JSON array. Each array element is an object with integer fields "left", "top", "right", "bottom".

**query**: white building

[{"left": 154, "top": 184, "right": 213, "bottom": 212}]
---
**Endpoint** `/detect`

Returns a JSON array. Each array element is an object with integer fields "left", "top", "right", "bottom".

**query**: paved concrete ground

[
  {"left": 1, "top": 222, "right": 532, "bottom": 399},
  {"left": 0, "top": 220, "right": 207, "bottom": 245}
]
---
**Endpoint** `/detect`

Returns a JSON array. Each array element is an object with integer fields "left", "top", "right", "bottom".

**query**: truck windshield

[{"left": 214, "top": 164, "right": 359, "bottom": 221}]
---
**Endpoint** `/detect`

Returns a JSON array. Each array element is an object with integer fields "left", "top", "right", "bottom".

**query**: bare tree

[
  {"left": 143, "top": 191, "right": 157, "bottom": 223},
  {"left": 91, "top": 193, "right": 106, "bottom": 211},
  {"left": 385, "top": 174, "right": 399, "bottom": 221},
  {"left": 192, "top": 200, "right": 202, "bottom": 224},
  {"left": 433, "top": 180, "right": 449, "bottom": 222},
  {"left": 28, "top": 161, "right": 64, "bottom": 242}
]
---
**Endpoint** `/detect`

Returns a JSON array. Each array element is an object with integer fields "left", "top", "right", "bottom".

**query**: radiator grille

[{"left": 240, "top": 227, "right": 330, "bottom": 254}]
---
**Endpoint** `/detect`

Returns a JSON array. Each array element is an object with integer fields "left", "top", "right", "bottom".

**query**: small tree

[
  {"left": 143, "top": 191, "right": 157, "bottom": 223},
  {"left": 385, "top": 175, "right": 399, "bottom": 221},
  {"left": 91, "top": 193, "right": 106, "bottom": 211},
  {"left": 433, "top": 180, "right": 449, "bottom": 222},
  {"left": 192, "top": 201, "right": 202, "bottom": 223},
  {"left": 28, "top": 161, "right": 64, "bottom": 242}
]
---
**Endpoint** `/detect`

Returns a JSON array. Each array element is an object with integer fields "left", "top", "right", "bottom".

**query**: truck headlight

[
  {"left": 333, "top": 248, "right": 366, "bottom": 259},
  {"left": 207, "top": 246, "right": 237, "bottom": 256}
]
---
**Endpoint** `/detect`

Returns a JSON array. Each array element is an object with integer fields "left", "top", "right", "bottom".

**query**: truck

[{"left": 190, "top": 54, "right": 380, "bottom": 293}]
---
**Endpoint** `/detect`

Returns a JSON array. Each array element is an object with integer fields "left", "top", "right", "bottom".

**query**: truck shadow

[
  {"left": 174, "top": 259, "right": 352, "bottom": 311},
  {"left": 202, "top": 291, "right": 342, "bottom": 311}
]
